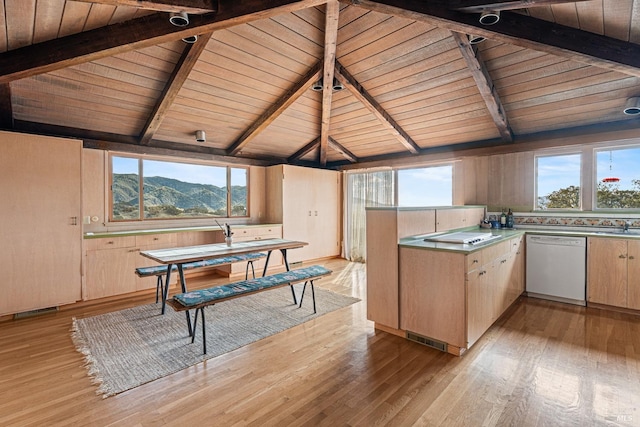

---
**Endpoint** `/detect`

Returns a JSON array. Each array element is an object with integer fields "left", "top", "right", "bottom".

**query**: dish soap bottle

[
  {"left": 500, "top": 210, "right": 507, "bottom": 228},
  {"left": 507, "top": 208, "right": 514, "bottom": 229}
]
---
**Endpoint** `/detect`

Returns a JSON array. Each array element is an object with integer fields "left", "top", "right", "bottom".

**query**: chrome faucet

[{"left": 623, "top": 221, "right": 631, "bottom": 232}]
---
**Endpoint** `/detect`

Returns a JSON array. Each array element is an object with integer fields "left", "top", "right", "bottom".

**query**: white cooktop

[{"left": 424, "top": 232, "right": 502, "bottom": 245}]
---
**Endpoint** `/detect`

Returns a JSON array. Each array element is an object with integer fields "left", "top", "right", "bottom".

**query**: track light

[
  {"left": 312, "top": 78, "right": 323, "bottom": 91},
  {"left": 182, "top": 35, "right": 198, "bottom": 44},
  {"left": 169, "top": 11, "right": 189, "bottom": 27},
  {"left": 468, "top": 34, "right": 486, "bottom": 44},
  {"left": 195, "top": 130, "right": 206, "bottom": 143},
  {"left": 332, "top": 78, "right": 344, "bottom": 91},
  {"left": 479, "top": 10, "right": 500, "bottom": 25},
  {"left": 623, "top": 97, "right": 640, "bottom": 115}
]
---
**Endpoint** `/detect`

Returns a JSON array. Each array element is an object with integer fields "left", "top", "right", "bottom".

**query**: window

[
  {"left": 535, "top": 153, "right": 581, "bottom": 210},
  {"left": 110, "top": 155, "right": 249, "bottom": 221},
  {"left": 397, "top": 165, "right": 453, "bottom": 206},
  {"left": 595, "top": 146, "right": 640, "bottom": 209}
]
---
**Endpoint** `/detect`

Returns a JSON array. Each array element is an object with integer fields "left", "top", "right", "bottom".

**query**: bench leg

[
  {"left": 191, "top": 309, "right": 200, "bottom": 343},
  {"left": 177, "top": 263, "right": 193, "bottom": 337},
  {"left": 155, "top": 275, "right": 164, "bottom": 304},
  {"left": 245, "top": 260, "right": 256, "bottom": 280},
  {"left": 189, "top": 307, "right": 208, "bottom": 354},
  {"left": 201, "top": 307, "right": 207, "bottom": 355},
  {"left": 297, "top": 280, "right": 317, "bottom": 314}
]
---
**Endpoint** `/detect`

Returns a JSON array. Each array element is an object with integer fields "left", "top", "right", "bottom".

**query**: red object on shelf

[{"left": 602, "top": 177, "right": 620, "bottom": 183}]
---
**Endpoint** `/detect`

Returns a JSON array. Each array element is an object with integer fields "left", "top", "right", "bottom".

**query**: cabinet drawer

[
  {"left": 509, "top": 235, "right": 524, "bottom": 254},
  {"left": 466, "top": 252, "right": 483, "bottom": 272},
  {"left": 85, "top": 236, "right": 136, "bottom": 251},
  {"left": 135, "top": 233, "right": 177, "bottom": 247}
]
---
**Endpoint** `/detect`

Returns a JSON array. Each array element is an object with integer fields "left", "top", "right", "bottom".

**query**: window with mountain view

[{"left": 110, "top": 155, "right": 248, "bottom": 221}]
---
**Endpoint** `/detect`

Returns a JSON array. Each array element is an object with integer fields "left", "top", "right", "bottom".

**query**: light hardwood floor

[{"left": 1, "top": 258, "right": 639, "bottom": 426}]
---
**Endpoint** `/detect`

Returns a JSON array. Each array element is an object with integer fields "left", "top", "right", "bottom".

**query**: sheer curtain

[{"left": 343, "top": 170, "right": 394, "bottom": 262}]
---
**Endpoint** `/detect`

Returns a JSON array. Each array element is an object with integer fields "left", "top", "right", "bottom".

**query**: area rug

[{"left": 72, "top": 286, "right": 359, "bottom": 397}]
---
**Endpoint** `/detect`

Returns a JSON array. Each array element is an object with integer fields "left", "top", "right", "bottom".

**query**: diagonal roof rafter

[
  {"left": 140, "top": 32, "right": 213, "bottom": 145},
  {"left": 334, "top": 61, "right": 421, "bottom": 154},
  {"left": 0, "top": 0, "right": 329, "bottom": 84},
  {"left": 451, "top": 31, "right": 513, "bottom": 142},
  {"left": 339, "top": 0, "right": 640, "bottom": 79},
  {"left": 72, "top": 0, "right": 218, "bottom": 14},
  {"left": 226, "top": 61, "right": 323, "bottom": 156}
]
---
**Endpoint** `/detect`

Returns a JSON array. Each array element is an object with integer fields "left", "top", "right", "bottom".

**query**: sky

[
  {"left": 112, "top": 156, "right": 244, "bottom": 188},
  {"left": 398, "top": 165, "right": 453, "bottom": 206},
  {"left": 536, "top": 153, "right": 581, "bottom": 197},
  {"left": 595, "top": 147, "right": 640, "bottom": 190}
]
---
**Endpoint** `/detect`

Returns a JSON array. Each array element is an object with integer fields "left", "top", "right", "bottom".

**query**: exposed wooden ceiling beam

[
  {"left": 13, "top": 120, "right": 280, "bottom": 166},
  {"left": 334, "top": 61, "right": 421, "bottom": 154},
  {"left": 0, "top": 0, "right": 327, "bottom": 84},
  {"left": 448, "top": 0, "right": 591, "bottom": 13},
  {"left": 72, "top": 0, "right": 218, "bottom": 14},
  {"left": 328, "top": 137, "right": 358, "bottom": 162},
  {"left": 288, "top": 137, "right": 320, "bottom": 161},
  {"left": 451, "top": 31, "right": 512, "bottom": 142},
  {"left": 319, "top": 1, "right": 340, "bottom": 166},
  {"left": 140, "top": 32, "right": 212, "bottom": 145},
  {"left": 226, "top": 61, "right": 323, "bottom": 156},
  {"left": 339, "top": 0, "right": 640, "bottom": 78},
  {"left": 0, "top": 84, "right": 14, "bottom": 129}
]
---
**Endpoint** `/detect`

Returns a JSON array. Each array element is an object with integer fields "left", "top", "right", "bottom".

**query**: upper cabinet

[
  {"left": 265, "top": 165, "right": 341, "bottom": 263},
  {"left": 435, "top": 207, "right": 485, "bottom": 232},
  {"left": 0, "top": 132, "right": 82, "bottom": 316}
]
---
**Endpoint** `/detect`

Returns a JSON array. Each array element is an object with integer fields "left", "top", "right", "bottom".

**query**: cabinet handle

[
  {"left": 153, "top": 237, "right": 159, "bottom": 241},
  {"left": 473, "top": 259, "right": 478, "bottom": 264},
  {"left": 619, "top": 254, "right": 627, "bottom": 259},
  {"left": 630, "top": 256, "right": 635, "bottom": 260},
  {"left": 501, "top": 259, "right": 507, "bottom": 264},
  {"left": 107, "top": 241, "right": 114, "bottom": 245},
  {"left": 479, "top": 270, "right": 486, "bottom": 276}
]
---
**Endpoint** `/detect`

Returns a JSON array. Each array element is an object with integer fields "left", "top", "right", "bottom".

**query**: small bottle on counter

[
  {"left": 507, "top": 208, "right": 514, "bottom": 228},
  {"left": 500, "top": 210, "right": 507, "bottom": 227}
]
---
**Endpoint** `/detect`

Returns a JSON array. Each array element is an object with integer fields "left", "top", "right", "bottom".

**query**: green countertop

[
  {"left": 398, "top": 226, "right": 640, "bottom": 254},
  {"left": 83, "top": 223, "right": 282, "bottom": 239}
]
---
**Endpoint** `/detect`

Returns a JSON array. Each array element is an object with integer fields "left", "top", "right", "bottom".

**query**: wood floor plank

[{"left": 1, "top": 258, "right": 639, "bottom": 426}]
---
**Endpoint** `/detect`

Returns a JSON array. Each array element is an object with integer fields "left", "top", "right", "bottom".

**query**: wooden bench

[
  {"left": 167, "top": 265, "right": 332, "bottom": 354},
  {"left": 135, "top": 252, "right": 267, "bottom": 303}
]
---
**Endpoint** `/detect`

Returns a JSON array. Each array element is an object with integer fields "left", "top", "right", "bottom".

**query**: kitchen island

[{"left": 397, "top": 229, "right": 525, "bottom": 356}]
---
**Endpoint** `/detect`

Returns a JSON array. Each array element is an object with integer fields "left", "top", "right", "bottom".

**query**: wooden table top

[{"left": 140, "top": 238, "right": 308, "bottom": 264}]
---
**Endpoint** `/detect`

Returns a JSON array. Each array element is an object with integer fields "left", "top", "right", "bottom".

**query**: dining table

[{"left": 140, "top": 238, "right": 308, "bottom": 334}]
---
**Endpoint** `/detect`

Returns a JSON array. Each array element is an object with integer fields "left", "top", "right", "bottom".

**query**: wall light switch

[{"left": 83, "top": 216, "right": 91, "bottom": 225}]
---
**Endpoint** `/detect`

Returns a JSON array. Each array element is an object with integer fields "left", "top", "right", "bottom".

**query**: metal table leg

[
  {"left": 177, "top": 263, "right": 193, "bottom": 337},
  {"left": 280, "top": 248, "right": 297, "bottom": 304},
  {"left": 161, "top": 263, "right": 173, "bottom": 315}
]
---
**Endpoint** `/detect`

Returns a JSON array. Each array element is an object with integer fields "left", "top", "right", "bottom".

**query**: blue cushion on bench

[
  {"left": 173, "top": 265, "right": 331, "bottom": 308},
  {"left": 135, "top": 252, "right": 267, "bottom": 277}
]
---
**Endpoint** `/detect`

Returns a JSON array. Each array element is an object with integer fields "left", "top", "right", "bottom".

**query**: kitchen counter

[
  {"left": 398, "top": 225, "right": 640, "bottom": 254},
  {"left": 84, "top": 223, "right": 282, "bottom": 239},
  {"left": 399, "top": 228, "right": 524, "bottom": 254}
]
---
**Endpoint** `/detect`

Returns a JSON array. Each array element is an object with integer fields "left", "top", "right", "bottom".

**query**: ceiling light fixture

[
  {"left": 332, "top": 78, "right": 344, "bottom": 92},
  {"left": 468, "top": 34, "right": 486, "bottom": 44},
  {"left": 623, "top": 97, "right": 640, "bottom": 115},
  {"left": 182, "top": 35, "right": 198, "bottom": 44},
  {"left": 479, "top": 10, "right": 500, "bottom": 25},
  {"left": 169, "top": 11, "right": 189, "bottom": 27},
  {"left": 195, "top": 130, "right": 206, "bottom": 143},
  {"left": 312, "top": 78, "right": 323, "bottom": 91}
]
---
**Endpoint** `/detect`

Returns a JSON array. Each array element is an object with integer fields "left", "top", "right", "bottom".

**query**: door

[
  {"left": 587, "top": 238, "right": 627, "bottom": 307},
  {"left": 627, "top": 240, "right": 640, "bottom": 309},
  {"left": 0, "top": 132, "right": 82, "bottom": 315}
]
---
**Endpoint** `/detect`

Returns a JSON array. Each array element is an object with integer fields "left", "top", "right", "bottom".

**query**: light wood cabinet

[
  {"left": 266, "top": 165, "right": 341, "bottom": 263},
  {"left": 85, "top": 234, "right": 179, "bottom": 299},
  {"left": 366, "top": 208, "right": 436, "bottom": 329},
  {"left": 399, "top": 235, "right": 524, "bottom": 354},
  {"left": 435, "top": 207, "right": 485, "bottom": 232},
  {"left": 0, "top": 132, "right": 82, "bottom": 316},
  {"left": 587, "top": 237, "right": 640, "bottom": 309}
]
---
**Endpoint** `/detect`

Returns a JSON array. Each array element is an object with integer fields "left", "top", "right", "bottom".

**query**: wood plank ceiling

[{"left": 1, "top": 0, "right": 640, "bottom": 168}]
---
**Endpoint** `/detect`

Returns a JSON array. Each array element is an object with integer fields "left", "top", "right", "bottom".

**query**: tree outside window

[
  {"left": 535, "top": 153, "right": 581, "bottom": 210},
  {"left": 595, "top": 147, "right": 640, "bottom": 209}
]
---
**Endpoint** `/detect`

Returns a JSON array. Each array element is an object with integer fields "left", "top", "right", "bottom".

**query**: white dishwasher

[{"left": 525, "top": 235, "right": 586, "bottom": 306}]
